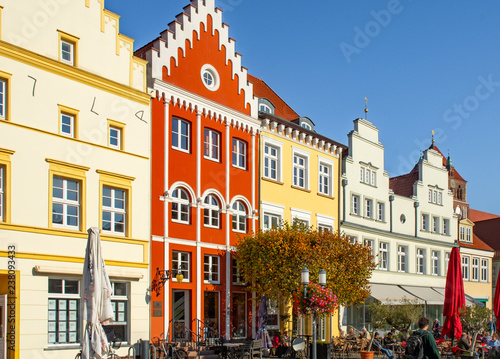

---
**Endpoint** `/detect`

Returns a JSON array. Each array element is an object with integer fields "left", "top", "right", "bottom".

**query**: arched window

[
  {"left": 232, "top": 201, "right": 247, "bottom": 233},
  {"left": 171, "top": 188, "right": 190, "bottom": 224},
  {"left": 204, "top": 194, "right": 220, "bottom": 228}
]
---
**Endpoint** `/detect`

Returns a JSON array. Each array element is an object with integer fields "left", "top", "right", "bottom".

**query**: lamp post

[{"left": 301, "top": 267, "right": 327, "bottom": 359}]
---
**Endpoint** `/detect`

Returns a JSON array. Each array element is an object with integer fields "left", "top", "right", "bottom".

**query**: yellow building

[
  {"left": 0, "top": 1, "right": 150, "bottom": 357},
  {"left": 251, "top": 76, "right": 346, "bottom": 339}
]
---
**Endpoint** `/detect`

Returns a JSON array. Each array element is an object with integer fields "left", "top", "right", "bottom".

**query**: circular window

[
  {"left": 400, "top": 214, "right": 406, "bottom": 224},
  {"left": 200, "top": 64, "right": 220, "bottom": 91}
]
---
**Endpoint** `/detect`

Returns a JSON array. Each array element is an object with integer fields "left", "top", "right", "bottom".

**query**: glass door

[
  {"left": 204, "top": 291, "right": 219, "bottom": 335},
  {"left": 172, "top": 290, "right": 190, "bottom": 341}
]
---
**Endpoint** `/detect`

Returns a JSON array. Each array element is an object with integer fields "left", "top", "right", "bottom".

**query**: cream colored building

[{"left": 0, "top": 1, "right": 150, "bottom": 357}]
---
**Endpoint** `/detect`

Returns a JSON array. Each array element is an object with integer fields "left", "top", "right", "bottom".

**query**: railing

[{"left": 194, "top": 318, "right": 223, "bottom": 346}]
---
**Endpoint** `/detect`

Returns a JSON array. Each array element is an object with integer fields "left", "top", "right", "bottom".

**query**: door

[
  {"left": 0, "top": 295, "right": 7, "bottom": 359},
  {"left": 172, "top": 290, "right": 190, "bottom": 341},
  {"left": 204, "top": 291, "right": 219, "bottom": 334}
]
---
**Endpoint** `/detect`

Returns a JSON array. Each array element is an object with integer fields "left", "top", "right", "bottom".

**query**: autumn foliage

[{"left": 235, "top": 221, "right": 376, "bottom": 306}]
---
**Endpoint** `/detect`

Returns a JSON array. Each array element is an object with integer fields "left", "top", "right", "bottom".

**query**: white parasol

[{"left": 82, "top": 227, "right": 115, "bottom": 359}]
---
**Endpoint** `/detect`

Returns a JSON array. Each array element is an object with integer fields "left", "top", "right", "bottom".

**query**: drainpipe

[
  {"left": 341, "top": 179, "right": 348, "bottom": 224},
  {"left": 338, "top": 148, "right": 344, "bottom": 228},
  {"left": 414, "top": 202, "right": 419, "bottom": 237},
  {"left": 389, "top": 195, "right": 394, "bottom": 232}
]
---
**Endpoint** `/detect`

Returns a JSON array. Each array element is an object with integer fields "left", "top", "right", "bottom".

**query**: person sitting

[
  {"left": 372, "top": 332, "right": 395, "bottom": 359},
  {"left": 383, "top": 332, "right": 396, "bottom": 348},
  {"left": 483, "top": 332, "right": 493, "bottom": 345},
  {"left": 339, "top": 330, "right": 346, "bottom": 339},
  {"left": 488, "top": 333, "right": 500, "bottom": 348},
  {"left": 347, "top": 328, "right": 356, "bottom": 340},
  {"left": 360, "top": 327, "right": 371, "bottom": 340},
  {"left": 457, "top": 333, "right": 471, "bottom": 352}
]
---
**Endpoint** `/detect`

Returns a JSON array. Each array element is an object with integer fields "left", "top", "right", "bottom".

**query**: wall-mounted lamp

[{"left": 151, "top": 267, "right": 184, "bottom": 297}]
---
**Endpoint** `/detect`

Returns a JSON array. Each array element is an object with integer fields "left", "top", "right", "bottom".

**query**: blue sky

[{"left": 106, "top": 0, "right": 500, "bottom": 215}]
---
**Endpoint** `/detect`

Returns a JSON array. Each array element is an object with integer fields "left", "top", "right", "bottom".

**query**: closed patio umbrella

[
  {"left": 256, "top": 295, "right": 273, "bottom": 349},
  {"left": 441, "top": 247, "right": 466, "bottom": 341},
  {"left": 493, "top": 267, "right": 500, "bottom": 331},
  {"left": 82, "top": 227, "right": 115, "bottom": 359}
]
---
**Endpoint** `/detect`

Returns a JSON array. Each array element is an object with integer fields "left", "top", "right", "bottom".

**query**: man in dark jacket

[{"left": 413, "top": 317, "right": 441, "bottom": 359}]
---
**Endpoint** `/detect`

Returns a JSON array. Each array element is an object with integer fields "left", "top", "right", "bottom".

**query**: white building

[
  {"left": 340, "top": 118, "right": 459, "bottom": 329},
  {"left": 0, "top": 1, "right": 151, "bottom": 357}
]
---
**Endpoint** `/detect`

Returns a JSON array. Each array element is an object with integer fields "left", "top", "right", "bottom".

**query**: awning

[
  {"left": 432, "top": 287, "right": 485, "bottom": 307},
  {"left": 400, "top": 286, "right": 445, "bottom": 305},
  {"left": 369, "top": 283, "right": 424, "bottom": 304}
]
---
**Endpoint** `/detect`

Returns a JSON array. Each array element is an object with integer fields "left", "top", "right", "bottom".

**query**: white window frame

[
  {"left": 445, "top": 252, "right": 450, "bottom": 276},
  {"left": 204, "top": 128, "right": 220, "bottom": 162},
  {"left": 172, "top": 118, "right": 190, "bottom": 152},
  {"left": 259, "top": 104, "right": 272, "bottom": 114},
  {"left": 171, "top": 188, "right": 190, "bottom": 224},
  {"left": 48, "top": 278, "right": 80, "bottom": 346},
  {"left": 232, "top": 201, "right": 247, "bottom": 233},
  {"left": 443, "top": 219, "right": 450, "bottom": 235},
  {"left": 379, "top": 242, "right": 388, "bottom": 270},
  {"left": 462, "top": 256, "right": 470, "bottom": 280},
  {"left": 0, "top": 79, "right": 5, "bottom": 119},
  {"left": 360, "top": 166, "right": 377, "bottom": 186},
  {"left": 421, "top": 213, "right": 430, "bottom": 231},
  {"left": 52, "top": 177, "right": 80, "bottom": 229},
  {"left": 416, "top": 248, "right": 426, "bottom": 275},
  {"left": 108, "top": 126, "right": 122, "bottom": 150},
  {"left": 263, "top": 138, "right": 283, "bottom": 182},
  {"left": 318, "top": 159, "right": 333, "bottom": 197},
  {"left": 377, "top": 202, "right": 385, "bottom": 222},
  {"left": 351, "top": 194, "right": 360, "bottom": 216},
  {"left": 232, "top": 139, "right": 247, "bottom": 170},
  {"left": 172, "top": 251, "right": 190, "bottom": 282},
  {"left": 291, "top": 208, "right": 311, "bottom": 227},
  {"left": 204, "top": 254, "right": 220, "bottom": 284},
  {"left": 0, "top": 165, "right": 4, "bottom": 221},
  {"left": 203, "top": 194, "right": 220, "bottom": 228},
  {"left": 318, "top": 224, "right": 332, "bottom": 232},
  {"left": 432, "top": 216, "right": 440, "bottom": 233},
  {"left": 398, "top": 245, "right": 407, "bottom": 273},
  {"left": 365, "top": 198, "right": 373, "bottom": 219},
  {"left": 472, "top": 257, "right": 480, "bottom": 282},
  {"left": 364, "top": 239, "right": 374, "bottom": 260},
  {"left": 460, "top": 226, "right": 466, "bottom": 241},
  {"left": 61, "top": 113, "right": 75, "bottom": 137},
  {"left": 431, "top": 251, "right": 440, "bottom": 276},
  {"left": 232, "top": 258, "right": 245, "bottom": 285},
  {"left": 110, "top": 282, "right": 129, "bottom": 343},
  {"left": 481, "top": 259, "right": 488, "bottom": 282},
  {"left": 466, "top": 227, "right": 472, "bottom": 242},
  {"left": 292, "top": 151, "right": 309, "bottom": 189},
  {"left": 60, "top": 39, "right": 75, "bottom": 65},
  {"left": 261, "top": 202, "right": 284, "bottom": 231},
  {"left": 102, "top": 186, "right": 126, "bottom": 236},
  {"left": 263, "top": 212, "right": 281, "bottom": 230}
]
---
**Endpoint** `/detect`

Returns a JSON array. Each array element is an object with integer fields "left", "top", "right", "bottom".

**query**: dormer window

[
  {"left": 259, "top": 104, "right": 272, "bottom": 113},
  {"left": 301, "top": 123, "right": 312, "bottom": 130},
  {"left": 258, "top": 98, "right": 275, "bottom": 115}
]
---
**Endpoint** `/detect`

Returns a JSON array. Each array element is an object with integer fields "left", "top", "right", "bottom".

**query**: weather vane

[
  {"left": 364, "top": 97, "right": 368, "bottom": 120},
  {"left": 432, "top": 129, "right": 435, "bottom": 145}
]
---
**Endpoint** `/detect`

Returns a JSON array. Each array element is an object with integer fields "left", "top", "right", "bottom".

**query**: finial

[
  {"left": 364, "top": 97, "right": 368, "bottom": 120},
  {"left": 431, "top": 129, "right": 435, "bottom": 145}
]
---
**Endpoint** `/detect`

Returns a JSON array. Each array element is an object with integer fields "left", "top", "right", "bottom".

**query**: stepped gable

[
  {"left": 248, "top": 74, "right": 300, "bottom": 121},
  {"left": 135, "top": 0, "right": 256, "bottom": 117}
]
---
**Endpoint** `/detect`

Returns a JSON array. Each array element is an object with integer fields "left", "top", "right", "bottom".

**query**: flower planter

[{"left": 360, "top": 351, "right": 375, "bottom": 359}]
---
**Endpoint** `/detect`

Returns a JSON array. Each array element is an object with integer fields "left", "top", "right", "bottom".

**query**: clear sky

[{"left": 106, "top": 0, "right": 500, "bottom": 215}]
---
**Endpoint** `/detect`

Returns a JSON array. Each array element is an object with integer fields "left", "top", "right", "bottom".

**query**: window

[
  {"left": 201, "top": 64, "right": 220, "bottom": 91},
  {"left": 364, "top": 239, "right": 374, "bottom": 260},
  {"left": 398, "top": 245, "right": 407, "bottom": 273},
  {"left": 109, "top": 126, "right": 122, "bottom": 149},
  {"left": 432, "top": 216, "right": 440, "bottom": 233},
  {"left": 204, "top": 255, "right": 220, "bottom": 283},
  {"left": 232, "top": 201, "right": 247, "bottom": 233},
  {"left": 360, "top": 166, "right": 376, "bottom": 186},
  {"left": 0, "top": 79, "right": 6, "bottom": 120},
  {"left": 428, "top": 189, "right": 443, "bottom": 205},
  {"left": 204, "top": 194, "right": 220, "bottom": 228},
  {"left": 466, "top": 227, "right": 472, "bottom": 242},
  {"left": 232, "top": 139, "right": 247, "bottom": 170},
  {"left": 293, "top": 154, "right": 307, "bottom": 188},
  {"left": 259, "top": 104, "right": 272, "bottom": 113},
  {"left": 232, "top": 258, "right": 244, "bottom": 285},
  {"left": 301, "top": 122, "right": 312, "bottom": 130},
  {"left": 0, "top": 165, "right": 4, "bottom": 221},
  {"left": 318, "top": 163, "right": 332, "bottom": 196},
  {"left": 58, "top": 105, "right": 79, "bottom": 139},
  {"left": 416, "top": 248, "right": 425, "bottom": 274},
  {"left": 172, "top": 118, "right": 190, "bottom": 152},
  {"left": 443, "top": 219, "right": 450, "bottom": 235},
  {"left": 460, "top": 226, "right": 465, "bottom": 241},
  {"left": 365, "top": 198, "right": 373, "bottom": 218},
  {"left": 481, "top": 259, "right": 488, "bottom": 282},
  {"left": 52, "top": 177, "right": 80, "bottom": 229},
  {"left": 421, "top": 213, "right": 429, "bottom": 231},
  {"left": 377, "top": 202, "right": 385, "bottom": 222},
  {"left": 263, "top": 213, "right": 281, "bottom": 230},
  {"left": 172, "top": 251, "right": 190, "bottom": 282},
  {"left": 351, "top": 195, "right": 360, "bottom": 215},
  {"left": 264, "top": 144, "right": 279, "bottom": 181},
  {"left": 472, "top": 258, "right": 479, "bottom": 281},
  {"left": 462, "top": 256, "right": 470, "bottom": 280},
  {"left": 204, "top": 129, "right": 220, "bottom": 161},
  {"left": 379, "top": 242, "right": 388, "bottom": 270},
  {"left": 48, "top": 279, "right": 80, "bottom": 345},
  {"left": 171, "top": 188, "right": 190, "bottom": 224},
  {"left": 431, "top": 251, "right": 440, "bottom": 276},
  {"left": 110, "top": 282, "right": 129, "bottom": 343},
  {"left": 445, "top": 252, "right": 450, "bottom": 275},
  {"left": 318, "top": 224, "right": 332, "bottom": 232},
  {"left": 102, "top": 186, "right": 126, "bottom": 235},
  {"left": 61, "top": 40, "right": 75, "bottom": 65},
  {"left": 349, "top": 236, "right": 358, "bottom": 244}
]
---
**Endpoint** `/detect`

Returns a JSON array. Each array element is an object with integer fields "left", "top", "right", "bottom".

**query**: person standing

[{"left": 413, "top": 317, "right": 441, "bottom": 359}]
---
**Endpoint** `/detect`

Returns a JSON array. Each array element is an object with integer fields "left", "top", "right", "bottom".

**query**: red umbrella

[
  {"left": 494, "top": 267, "right": 500, "bottom": 330},
  {"left": 441, "top": 247, "right": 466, "bottom": 340}
]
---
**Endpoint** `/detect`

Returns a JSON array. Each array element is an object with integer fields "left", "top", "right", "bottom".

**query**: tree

[
  {"left": 459, "top": 304, "right": 492, "bottom": 352},
  {"left": 234, "top": 221, "right": 376, "bottom": 306}
]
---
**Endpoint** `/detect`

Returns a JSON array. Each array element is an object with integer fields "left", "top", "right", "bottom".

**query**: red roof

[
  {"left": 389, "top": 170, "right": 418, "bottom": 198},
  {"left": 470, "top": 208, "right": 500, "bottom": 222},
  {"left": 472, "top": 217, "right": 500, "bottom": 251},
  {"left": 459, "top": 234, "right": 494, "bottom": 252},
  {"left": 429, "top": 144, "right": 465, "bottom": 181},
  {"left": 248, "top": 74, "right": 299, "bottom": 121}
]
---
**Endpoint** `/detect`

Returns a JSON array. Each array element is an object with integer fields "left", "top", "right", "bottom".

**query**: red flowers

[{"left": 293, "top": 283, "right": 338, "bottom": 316}]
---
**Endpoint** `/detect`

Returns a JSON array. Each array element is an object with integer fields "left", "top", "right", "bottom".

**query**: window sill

[
  {"left": 45, "top": 345, "right": 80, "bottom": 350},
  {"left": 204, "top": 156, "right": 220, "bottom": 163},
  {"left": 49, "top": 225, "right": 85, "bottom": 235},
  {"left": 349, "top": 212, "right": 361, "bottom": 217},
  {"left": 317, "top": 193, "right": 334, "bottom": 200},
  {"left": 172, "top": 146, "right": 190, "bottom": 154},
  {"left": 204, "top": 225, "right": 220, "bottom": 229},
  {"left": 360, "top": 181, "right": 377, "bottom": 188},
  {"left": 204, "top": 281, "right": 221, "bottom": 285},
  {"left": 232, "top": 164, "right": 247, "bottom": 171},
  {"left": 172, "top": 219, "right": 191, "bottom": 225},
  {"left": 232, "top": 229, "right": 247, "bottom": 234},
  {"left": 291, "top": 185, "right": 310, "bottom": 193},
  {"left": 261, "top": 177, "right": 283, "bottom": 185}
]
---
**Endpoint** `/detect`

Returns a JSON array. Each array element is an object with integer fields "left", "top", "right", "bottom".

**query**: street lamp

[
  {"left": 455, "top": 205, "right": 462, "bottom": 244},
  {"left": 301, "top": 267, "right": 326, "bottom": 359}
]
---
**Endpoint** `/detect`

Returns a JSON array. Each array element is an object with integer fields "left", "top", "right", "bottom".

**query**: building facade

[
  {"left": 340, "top": 119, "right": 458, "bottom": 329},
  {"left": 135, "top": 0, "right": 260, "bottom": 341},
  {"left": 0, "top": 0, "right": 150, "bottom": 357}
]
